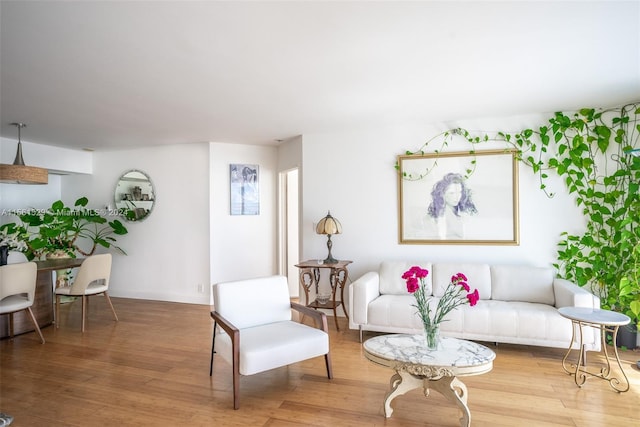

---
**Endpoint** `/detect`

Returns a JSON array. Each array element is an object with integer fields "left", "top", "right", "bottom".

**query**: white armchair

[{"left": 210, "top": 275, "right": 333, "bottom": 409}]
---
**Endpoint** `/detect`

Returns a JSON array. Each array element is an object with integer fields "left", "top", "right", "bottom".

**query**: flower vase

[
  {"left": 0, "top": 246, "right": 8, "bottom": 266},
  {"left": 423, "top": 324, "right": 440, "bottom": 350}
]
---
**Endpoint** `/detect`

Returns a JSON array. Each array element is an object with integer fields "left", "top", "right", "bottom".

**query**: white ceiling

[{"left": 1, "top": 1, "right": 639, "bottom": 151}]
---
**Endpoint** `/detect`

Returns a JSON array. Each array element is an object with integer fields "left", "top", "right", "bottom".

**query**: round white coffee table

[
  {"left": 363, "top": 334, "right": 495, "bottom": 427},
  {"left": 558, "top": 306, "right": 630, "bottom": 392}
]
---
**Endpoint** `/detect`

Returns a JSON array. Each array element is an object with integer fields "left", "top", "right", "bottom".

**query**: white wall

[
  {"left": 209, "top": 143, "right": 278, "bottom": 300},
  {"left": 300, "top": 114, "right": 586, "bottom": 285},
  {"left": 1, "top": 115, "right": 588, "bottom": 309},
  {"left": 2, "top": 137, "right": 280, "bottom": 305},
  {"left": 277, "top": 136, "right": 303, "bottom": 295},
  {"left": 63, "top": 143, "right": 211, "bottom": 304},
  {"left": 0, "top": 175, "right": 62, "bottom": 223}
]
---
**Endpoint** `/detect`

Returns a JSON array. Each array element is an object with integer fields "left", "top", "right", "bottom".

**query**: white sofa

[{"left": 348, "top": 261, "right": 601, "bottom": 351}]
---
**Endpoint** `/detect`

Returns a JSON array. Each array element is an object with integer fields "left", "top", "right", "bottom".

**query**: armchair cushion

[
  {"left": 215, "top": 321, "right": 329, "bottom": 375},
  {"left": 212, "top": 275, "right": 292, "bottom": 329}
]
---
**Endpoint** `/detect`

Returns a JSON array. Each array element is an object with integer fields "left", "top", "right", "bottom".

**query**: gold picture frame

[{"left": 398, "top": 149, "right": 519, "bottom": 245}]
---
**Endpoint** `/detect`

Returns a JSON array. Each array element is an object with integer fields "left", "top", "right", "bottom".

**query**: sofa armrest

[
  {"left": 553, "top": 278, "right": 600, "bottom": 308},
  {"left": 348, "top": 271, "right": 381, "bottom": 326}
]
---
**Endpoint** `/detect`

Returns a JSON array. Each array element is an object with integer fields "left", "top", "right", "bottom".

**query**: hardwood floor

[{"left": 1, "top": 297, "right": 639, "bottom": 426}]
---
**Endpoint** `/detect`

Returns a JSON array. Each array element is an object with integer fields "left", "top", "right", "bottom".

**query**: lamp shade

[
  {"left": 316, "top": 211, "right": 342, "bottom": 235},
  {"left": 0, "top": 123, "right": 48, "bottom": 185}
]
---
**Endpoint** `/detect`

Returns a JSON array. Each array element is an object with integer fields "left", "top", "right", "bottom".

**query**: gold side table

[
  {"left": 558, "top": 306, "right": 631, "bottom": 392},
  {"left": 295, "top": 259, "right": 351, "bottom": 331}
]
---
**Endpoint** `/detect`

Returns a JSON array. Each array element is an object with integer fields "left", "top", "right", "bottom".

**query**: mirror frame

[{"left": 114, "top": 169, "right": 156, "bottom": 222}]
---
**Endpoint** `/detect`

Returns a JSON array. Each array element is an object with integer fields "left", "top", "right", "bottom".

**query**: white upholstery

[
  {"left": 433, "top": 263, "right": 491, "bottom": 299},
  {"left": 349, "top": 261, "right": 601, "bottom": 351},
  {"left": 0, "top": 262, "right": 37, "bottom": 312},
  {"left": 215, "top": 321, "right": 329, "bottom": 375},
  {"left": 212, "top": 275, "right": 292, "bottom": 329},
  {"left": 379, "top": 261, "right": 432, "bottom": 295},
  {"left": 210, "top": 275, "right": 332, "bottom": 409},
  {"left": 491, "top": 265, "right": 555, "bottom": 305},
  {"left": 0, "top": 262, "right": 45, "bottom": 343}
]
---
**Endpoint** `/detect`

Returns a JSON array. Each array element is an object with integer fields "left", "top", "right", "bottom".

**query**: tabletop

[
  {"left": 295, "top": 259, "right": 352, "bottom": 269},
  {"left": 363, "top": 334, "right": 495, "bottom": 376},
  {"left": 558, "top": 307, "right": 630, "bottom": 326}
]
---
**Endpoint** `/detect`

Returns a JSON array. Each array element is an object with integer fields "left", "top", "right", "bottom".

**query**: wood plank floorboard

[{"left": 1, "top": 297, "right": 639, "bottom": 426}]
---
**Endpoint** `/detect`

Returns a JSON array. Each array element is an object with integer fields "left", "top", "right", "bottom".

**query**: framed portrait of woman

[{"left": 397, "top": 149, "right": 519, "bottom": 245}]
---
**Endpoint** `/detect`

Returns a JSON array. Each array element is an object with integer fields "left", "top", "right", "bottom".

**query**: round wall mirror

[{"left": 114, "top": 169, "right": 155, "bottom": 221}]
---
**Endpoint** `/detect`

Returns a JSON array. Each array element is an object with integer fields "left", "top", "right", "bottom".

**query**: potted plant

[
  {"left": 15, "top": 197, "right": 128, "bottom": 260},
  {"left": 617, "top": 242, "right": 640, "bottom": 349}
]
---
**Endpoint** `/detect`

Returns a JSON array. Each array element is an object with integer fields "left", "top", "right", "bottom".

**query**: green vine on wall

[{"left": 397, "top": 102, "right": 640, "bottom": 324}]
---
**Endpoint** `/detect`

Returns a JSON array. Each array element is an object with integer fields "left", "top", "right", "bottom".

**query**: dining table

[{"left": 0, "top": 257, "right": 84, "bottom": 339}]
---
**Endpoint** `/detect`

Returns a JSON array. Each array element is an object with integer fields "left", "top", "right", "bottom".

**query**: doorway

[{"left": 278, "top": 168, "right": 299, "bottom": 297}]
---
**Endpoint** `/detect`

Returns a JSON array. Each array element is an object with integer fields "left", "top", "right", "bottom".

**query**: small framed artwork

[
  {"left": 397, "top": 149, "right": 519, "bottom": 245},
  {"left": 230, "top": 164, "right": 260, "bottom": 215}
]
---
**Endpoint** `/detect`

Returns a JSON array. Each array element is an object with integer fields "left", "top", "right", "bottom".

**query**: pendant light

[{"left": 0, "top": 123, "right": 48, "bottom": 184}]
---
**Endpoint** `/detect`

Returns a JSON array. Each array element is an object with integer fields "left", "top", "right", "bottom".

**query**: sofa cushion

[
  {"left": 379, "top": 261, "right": 433, "bottom": 295},
  {"left": 432, "top": 263, "right": 491, "bottom": 300},
  {"left": 491, "top": 265, "right": 555, "bottom": 305},
  {"left": 368, "top": 294, "right": 423, "bottom": 329}
]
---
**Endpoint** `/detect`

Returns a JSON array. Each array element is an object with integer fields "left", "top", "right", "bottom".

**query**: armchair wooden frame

[{"left": 209, "top": 301, "right": 333, "bottom": 410}]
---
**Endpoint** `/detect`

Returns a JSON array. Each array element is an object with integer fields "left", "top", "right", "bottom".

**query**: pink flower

[
  {"left": 406, "top": 277, "right": 419, "bottom": 293},
  {"left": 403, "top": 267, "right": 477, "bottom": 331},
  {"left": 467, "top": 289, "right": 480, "bottom": 306},
  {"left": 415, "top": 267, "right": 429, "bottom": 279}
]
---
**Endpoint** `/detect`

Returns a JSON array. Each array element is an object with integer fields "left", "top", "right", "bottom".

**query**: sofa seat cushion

[
  {"left": 452, "top": 300, "right": 573, "bottom": 342},
  {"left": 365, "top": 297, "right": 585, "bottom": 349},
  {"left": 491, "top": 265, "right": 555, "bottom": 305},
  {"left": 216, "top": 321, "right": 329, "bottom": 376},
  {"left": 378, "top": 261, "right": 433, "bottom": 295}
]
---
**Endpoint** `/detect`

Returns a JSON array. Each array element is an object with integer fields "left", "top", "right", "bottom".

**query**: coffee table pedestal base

[{"left": 384, "top": 370, "right": 470, "bottom": 427}]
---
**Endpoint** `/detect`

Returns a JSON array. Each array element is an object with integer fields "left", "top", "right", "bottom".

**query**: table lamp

[{"left": 316, "top": 211, "right": 342, "bottom": 264}]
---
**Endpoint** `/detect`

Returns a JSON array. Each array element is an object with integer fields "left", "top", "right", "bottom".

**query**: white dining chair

[
  {"left": 55, "top": 253, "right": 118, "bottom": 332},
  {"left": 0, "top": 262, "right": 45, "bottom": 344}
]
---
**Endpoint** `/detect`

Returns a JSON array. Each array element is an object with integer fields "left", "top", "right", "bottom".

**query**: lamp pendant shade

[{"left": 0, "top": 123, "right": 48, "bottom": 185}]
